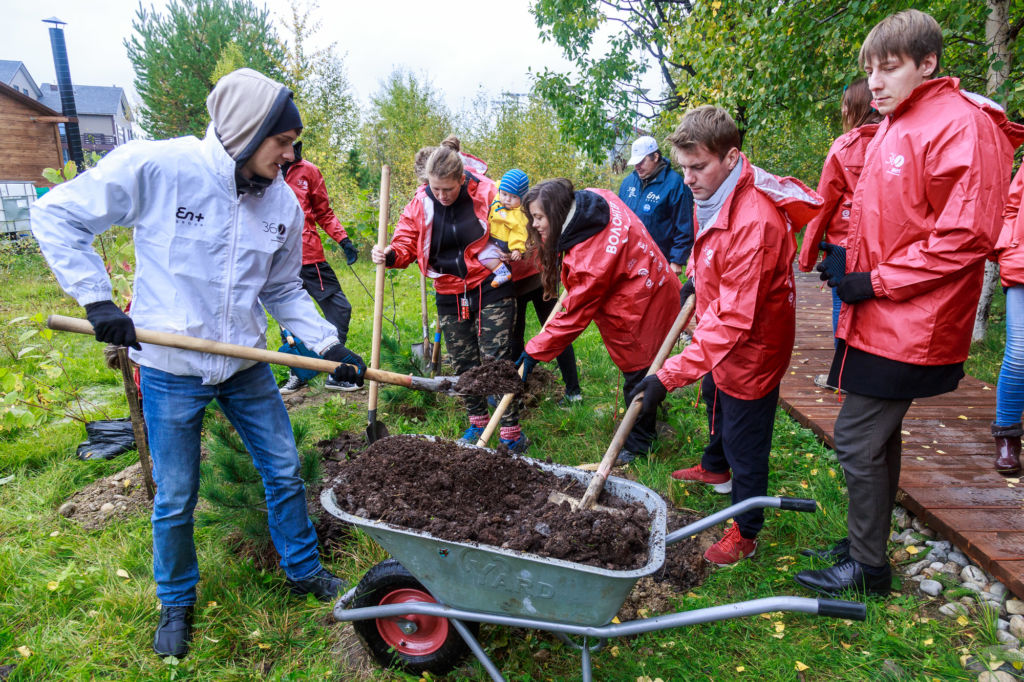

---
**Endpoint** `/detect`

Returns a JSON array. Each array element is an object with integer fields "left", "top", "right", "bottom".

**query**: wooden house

[{"left": 0, "top": 80, "right": 67, "bottom": 186}]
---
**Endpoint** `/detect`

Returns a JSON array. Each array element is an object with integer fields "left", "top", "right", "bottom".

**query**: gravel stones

[
  {"left": 1007, "top": 599, "right": 1024, "bottom": 616},
  {"left": 919, "top": 579, "right": 943, "bottom": 597}
]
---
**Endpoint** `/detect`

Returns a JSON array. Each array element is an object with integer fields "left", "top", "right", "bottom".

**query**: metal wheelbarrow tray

[{"left": 321, "top": 443, "right": 867, "bottom": 681}]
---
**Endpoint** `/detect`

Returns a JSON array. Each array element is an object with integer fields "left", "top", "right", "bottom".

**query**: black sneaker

[
  {"left": 324, "top": 376, "right": 362, "bottom": 392},
  {"left": 615, "top": 448, "right": 646, "bottom": 466},
  {"left": 557, "top": 391, "right": 583, "bottom": 407},
  {"left": 279, "top": 375, "right": 307, "bottom": 395},
  {"left": 287, "top": 567, "right": 344, "bottom": 601},
  {"left": 153, "top": 605, "right": 193, "bottom": 658}
]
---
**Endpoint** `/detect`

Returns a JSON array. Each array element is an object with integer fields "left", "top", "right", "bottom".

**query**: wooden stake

[{"left": 115, "top": 347, "right": 155, "bottom": 500}]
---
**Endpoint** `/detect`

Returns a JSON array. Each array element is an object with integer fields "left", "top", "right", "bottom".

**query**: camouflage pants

[{"left": 439, "top": 296, "right": 519, "bottom": 425}]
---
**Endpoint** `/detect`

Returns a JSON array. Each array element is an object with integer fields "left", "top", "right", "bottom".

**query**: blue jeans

[
  {"left": 140, "top": 362, "right": 322, "bottom": 606},
  {"left": 996, "top": 285, "right": 1024, "bottom": 426}
]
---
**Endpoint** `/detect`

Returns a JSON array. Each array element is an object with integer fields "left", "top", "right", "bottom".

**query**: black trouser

[
  {"left": 512, "top": 284, "right": 580, "bottom": 393},
  {"left": 299, "top": 261, "right": 352, "bottom": 345},
  {"left": 699, "top": 373, "right": 780, "bottom": 538},
  {"left": 622, "top": 367, "right": 657, "bottom": 454}
]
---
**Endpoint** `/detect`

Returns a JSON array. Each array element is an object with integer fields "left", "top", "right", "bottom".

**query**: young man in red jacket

[
  {"left": 795, "top": 10, "right": 1024, "bottom": 596},
  {"left": 280, "top": 141, "right": 361, "bottom": 393},
  {"left": 629, "top": 106, "right": 822, "bottom": 565}
]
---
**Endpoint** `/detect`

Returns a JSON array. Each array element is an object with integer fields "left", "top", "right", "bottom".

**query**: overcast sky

[{"left": 5, "top": 0, "right": 589, "bottom": 116}]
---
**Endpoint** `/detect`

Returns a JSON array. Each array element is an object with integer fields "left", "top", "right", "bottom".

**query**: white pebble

[
  {"left": 978, "top": 671, "right": 1016, "bottom": 682},
  {"left": 929, "top": 562, "right": 945, "bottom": 571},
  {"left": 1011, "top": 615, "right": 1024, "bottom": 639},
  {"left": 948, "top": 551, "right": 969, "bottom": 567},
  {"left": 904, "top": 559, "right": 930, "bottom": 577},
  {"left": 99, "top": 502, "right": 115, "bottom": 513},
  {"left": 961, "top": 565, "right": 986, "bottom": 584},
  {"left": 991, "top": 582, "right": 1008, "bottom": 598},
  {"left": 960, "top": 581, "right": 984, "bottom": 594},
  {"left": 996, "top": 630, "right": 1020, "bottom": 646},
  {"left": 1007, "top": 599, "right": 1024, "bottom": 616},
  {"left": 998, "top": 618, "right": 1010, "bottom": 632},
  {"left": 919, "top": 579, "right": 943, "bottom": 597},
  {"left": 939, "top": 602, "right": 967, "bottom": 617},
  {"left": 925, "top": 540, "right": 951, "bottom": 552}
]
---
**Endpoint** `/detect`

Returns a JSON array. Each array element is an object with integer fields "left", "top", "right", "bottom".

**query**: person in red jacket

[
  {"left": 518, "top": 179, "right": 681, "bottom": 464},
  {"left": 795, "top": 10, "right": 1024, "bottom": 597},
  {"left": 280, "top": 141, "right": 361, "bottom": 393},
  {"left": 371, "top": 136, "right": 527, "bottom": 452},
  {"left": 798, "top": 78, "right": 882, "bottom": 342},
  {"left": 628, "top": 105, "right": 822, "bottom": 566}
]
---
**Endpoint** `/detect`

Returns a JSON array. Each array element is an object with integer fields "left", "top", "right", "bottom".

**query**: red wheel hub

[{"left": 376, "top": 587, "right": 449, "bottom": 655}]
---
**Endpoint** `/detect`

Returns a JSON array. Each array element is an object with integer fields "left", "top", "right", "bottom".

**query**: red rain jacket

[
  {"left": 838, "top": 78, "right": 1024, "bottom": 365},
  {"left": 526, "top": 189, "right": 682, "bottom": 373},
  {"left": 996, "top": 165, "right": 1024, "bottom": 287},
  {"left": 389, "top": 172, "right": 498, "bottom": 295},
  {"left": 658, "top": 156, "right": 822, "bottom": 400},
  {"left": 283, "top": 158, "right": 349, "bottom": 265},
  {"left": 797, "top": 124, "right": 878, "bottom": 272}
]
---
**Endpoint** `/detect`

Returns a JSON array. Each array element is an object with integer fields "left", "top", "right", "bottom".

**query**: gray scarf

[{"left": 695, "top": 160, "right": 743, "bottom": 234}]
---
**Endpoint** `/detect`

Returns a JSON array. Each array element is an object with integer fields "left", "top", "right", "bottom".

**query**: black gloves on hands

[
  {"left": 815, "top": 242, "right": 847, "bottom": 287},
  {"left": 515, "top": 351, "right": 538, "bottom": 381},
  {"left": 625, "top": 374, "right": 668, "bottom": 418},
  {"left": 680, "top": 278, "right": 695, "bottom": 306},
  {"left": 836, "top": 272, "right": 875, "bottom": 304},
  {"left": 84, "top": 300, "right": 140, "bottom": 350},
  {"left": 322, "top": 343, "right": 366, "bottom": 386},
  {"left": 340, "top": 238, "right": 359, "bottom": 266}
]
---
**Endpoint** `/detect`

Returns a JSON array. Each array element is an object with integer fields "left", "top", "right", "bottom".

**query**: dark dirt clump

[
  {"left": 310, "top": 432, "right": 369, "bottom": 552},
  {"left": 454, "top": 359, "right": 524, "bottom": 396},
  {"left": 327, "top": 435, "right": 651, "bottom": 570}
]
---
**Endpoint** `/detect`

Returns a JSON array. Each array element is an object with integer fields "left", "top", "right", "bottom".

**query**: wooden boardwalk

[{"left": 780, "top": 271, "right": 1024, "bottom": 599}]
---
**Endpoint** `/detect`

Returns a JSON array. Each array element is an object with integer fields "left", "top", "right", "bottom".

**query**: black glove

[
  {"left": 836, "top": 272, "right": 875, "bottom": 304},
  {"left": 322, "top": 343, "right": 366, "bottom": 386},
  {"left": 84, "top": 300, "right": 140, "bottom": 350},
  {"left": 625, "top": 374, "right": 668, "bottom": 418},
  {"left": 815, "top": 242, "right": 847, "bottom": 287},
  {"left": 680, "top": 278, "right": 695, "bottom": 306},
  {"left": 515, "top": 351, "right": 538, "bottom": 381},
  {"left": 340, "top": 238, "right": 359, "bottom": 266}
]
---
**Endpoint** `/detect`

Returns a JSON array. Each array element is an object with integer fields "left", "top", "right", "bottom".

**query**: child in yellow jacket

[{"left": 481, "top": 169, "right": 529, "bottom": 287}]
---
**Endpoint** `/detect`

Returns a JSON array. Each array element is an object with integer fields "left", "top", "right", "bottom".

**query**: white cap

[{"left": 627, "top": 136, "right": 658, "bottom": 166}]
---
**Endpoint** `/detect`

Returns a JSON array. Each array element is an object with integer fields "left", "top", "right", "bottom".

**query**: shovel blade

[{"left": 365, "top": 418, "right": 390, "bottom": 444}]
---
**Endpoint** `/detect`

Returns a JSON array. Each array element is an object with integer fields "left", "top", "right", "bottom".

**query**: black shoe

[
  {"left": 153, "top": 605, "right": 193, "bottom": 658},
  {"left": 287, "top": 567, "right": 344, "bottom": 601},
  {"left": 800, "top": 537, "right": 851, "bottom": 563},
  {"left": 794, "top": 558, "right": 891, "bottom": 597},
  {"left": 615, "top": 448, "right": 646, "bottom": 466}
]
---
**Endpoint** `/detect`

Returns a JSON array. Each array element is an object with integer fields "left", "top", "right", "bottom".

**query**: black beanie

[{"left": 267, "top": 96, "right": 303, "bottom": 137}]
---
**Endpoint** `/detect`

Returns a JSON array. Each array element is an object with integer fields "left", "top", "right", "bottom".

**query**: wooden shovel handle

[
  {"left": 578, "top": 294, "right": 696, "bottom": 509},
  {"left": 475, "top": 288, "right": 570, "bottom": 447},
  {"left": 369, "top": 166, "right": 391, "bottom": 413},
  {"left": 45, "top": 314, "right": 416, "bottom": 389}
]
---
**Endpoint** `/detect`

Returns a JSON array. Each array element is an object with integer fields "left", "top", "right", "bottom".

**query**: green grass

[{"left": 0, "top": 246, "right": 1002, "bottom": 680}]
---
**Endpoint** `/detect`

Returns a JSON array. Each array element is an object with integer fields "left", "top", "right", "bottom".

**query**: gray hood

[{"left": 206, "top": 68, "right": 294, "bottom": 166}]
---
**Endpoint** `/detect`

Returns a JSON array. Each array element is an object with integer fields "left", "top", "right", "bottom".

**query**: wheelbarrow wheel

[{"left": 351, "top": 558, "right": 476, "bottom": 676}]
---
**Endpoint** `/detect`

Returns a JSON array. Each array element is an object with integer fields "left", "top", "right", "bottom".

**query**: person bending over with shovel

[
  {"left": 517, "top": 178, "right": 682, "bottom": 464},
  {"left": 628, "top": 106, "right": 822, "bottom": 566},
  {"left": 31, "top": 68, "right": 366, "bottom": 659}
]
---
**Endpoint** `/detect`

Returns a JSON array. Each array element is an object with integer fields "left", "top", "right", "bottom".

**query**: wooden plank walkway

[{"left": 780, "top": 271, "right": 1024, "bottom": 599}]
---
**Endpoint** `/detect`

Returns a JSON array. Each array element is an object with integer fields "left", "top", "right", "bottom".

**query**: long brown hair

[
  {"left": 842, "top": 78, "right": 883, "bottom": 132},
  {"left": 523, "top": 178, "right": 575, "bottom": 299},
  {"left": 425, "top": 135, "right": 464, "bottom": 182}
]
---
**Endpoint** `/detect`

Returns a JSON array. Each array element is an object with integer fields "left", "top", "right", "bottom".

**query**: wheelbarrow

[{"left": 321, "top": 441, "right": 866, "bottom": 681}]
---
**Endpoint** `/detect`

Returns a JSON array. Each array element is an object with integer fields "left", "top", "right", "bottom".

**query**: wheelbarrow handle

[
  {"left": 817, "top": 598, "right": 867, "bottom": 621},
  {"left": 45, "top": 314, "right": 429, "bottom": 391}
]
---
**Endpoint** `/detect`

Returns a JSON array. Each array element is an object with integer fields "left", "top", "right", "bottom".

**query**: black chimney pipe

[{"left": 44, "top": 17, "right": 84, "bottom": 168}]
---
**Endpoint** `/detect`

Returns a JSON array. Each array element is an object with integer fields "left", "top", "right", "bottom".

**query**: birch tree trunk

[{"left": 974, "top": 0, "right": 1012, "bottom": 342}]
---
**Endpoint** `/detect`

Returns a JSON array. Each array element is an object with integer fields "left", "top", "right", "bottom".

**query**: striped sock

[
  {"left": 469, "top": 415, "right": 489, "bottom": 428},
  {"left": 499, "top": 425, "right": 521, "bottom": 441}
]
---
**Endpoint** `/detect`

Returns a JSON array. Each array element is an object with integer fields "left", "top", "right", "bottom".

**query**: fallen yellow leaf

[
  {"left": 49, "top": 530, "right": 60, "bottom": 537},
  {"left": 958, "top": 415, "right": 967, "bottom": 420},
  {"left": 800, "top": 480, "right": 809, "bottom": 489},
  {"left": 774, "top": 621, "right": 785, "bottom": 632},
  {"left": 923, "top": 638, "right": 933, "bottom": 645},
  {"left": 16, "top": 645, "right": 31, "bottom": 658},
  {"left": 610, "top": 646, "right": 619, "bottom": 657},
  {"left": 116, "top": 569, "right": 130, "bottom": 579},
  {"left": 810, "top": 468, "right": 818, "bottom": 475},
  {"left": 760, "top": 613, "right": 772, "bottom": 620},
  {"left": 611, "top": 616, "right": 620, "bottom": 624},
  {"left": 795, "top": 661, "right": 810, "bottom": 671},
  {"left": 828, "top": 469, "right": 837, "bottom": 478},
  {"left": 841, "top": 642, "right": 852, "bottom": 650},
  {"left": 771, "top": 633, "right": 785, "bottom": 639},
  {"left": 906, "top": 546, "right": 919, "bottom": 555},
  {"left": 206, "top": 601, "right": 218, "bottom": 608},
  {"left": 46, "top": 581, "right": 59, "bottom": 591},
  {"left": 736, "top": 666, "right": 746, "bottom": 672},
  {"left": 956, "top": 615, "right": 969, "bottom": 626},
  {"left": 257, "top": 642, "right": 270, "bottom": 650}
]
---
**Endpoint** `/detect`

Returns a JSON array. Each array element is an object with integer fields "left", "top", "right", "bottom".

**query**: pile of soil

[
  {"left": 454, "top": 359, "right": 524, "bottom": 397},
  {"left": 327, "top": 435, "right": 651, "bottom": 570},
  {"left": 58, "top": 461, "right": 152, "bottom": 530}
]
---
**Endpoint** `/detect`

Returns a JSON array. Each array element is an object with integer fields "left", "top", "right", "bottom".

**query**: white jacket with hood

[{"left": 31, "top": 69, "right": 338, "bottom": 384}]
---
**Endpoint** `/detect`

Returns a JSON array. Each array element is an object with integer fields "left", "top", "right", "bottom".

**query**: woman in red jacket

[
  {"left": 517, "top": 178, "right": 681, "bottom": 464},
  {"left": 371, "top": 137, "right": 527, "bottom": 451},
  {"left": 798, "top": 78, "right": 881, "bottom": 338}
]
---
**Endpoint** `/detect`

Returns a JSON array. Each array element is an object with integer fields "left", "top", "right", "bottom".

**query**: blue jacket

[{"left": 618, "top": 161, "right": 694, "bottom": 267}]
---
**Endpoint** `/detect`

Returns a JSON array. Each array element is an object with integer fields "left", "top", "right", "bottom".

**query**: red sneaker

[
  {"left": 670, "top": 463, "right": 732, "bottom": 493},
  {"left": 704, "top": 522, "right": 757, "bottom": 566}
]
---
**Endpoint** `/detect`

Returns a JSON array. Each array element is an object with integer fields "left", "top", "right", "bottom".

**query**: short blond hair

[
  {"left": 859, "top": 9, "right": 942, "bottom": 71},
  {"left": 665, "top": 105, "right": 741, "bottom": 160}
]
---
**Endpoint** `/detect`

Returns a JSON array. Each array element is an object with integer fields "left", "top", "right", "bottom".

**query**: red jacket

[
  {"left": 658, "top": 156, "right": 821, "bottom": 399},
  {"left": 996, "top": 165, "right": 1024, "bottom": 286},
  {"left": 838, "top": 78, "right": 1024, "bottom": 365},
  {"left": 526, "top": 189, "right": 682, "bottom": 372},
  {"left": 798, "top": 124, "right": 878, "bottom": 272},
  {"left": 389, "top": 172, "right": 498, "bottom": 295},
  {"left": 284, "top": 158, "right": 349, "bottom": 265}
]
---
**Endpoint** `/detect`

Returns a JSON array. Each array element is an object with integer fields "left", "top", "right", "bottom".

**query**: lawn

[{"left": 0, "top": 240, "right": 996, "bottom": 680}]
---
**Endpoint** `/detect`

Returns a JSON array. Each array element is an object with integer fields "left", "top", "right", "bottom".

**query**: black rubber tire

[{"left": 350, "top": 558, "right": 476, "bottom": 676}]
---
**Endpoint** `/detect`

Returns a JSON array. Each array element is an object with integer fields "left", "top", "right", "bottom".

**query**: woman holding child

[
  {"left": 516, "top": 179, "right": 681, "bottom": 464},
  {"left": 371, "top": 136, "right": 527, "bottom": 451}
]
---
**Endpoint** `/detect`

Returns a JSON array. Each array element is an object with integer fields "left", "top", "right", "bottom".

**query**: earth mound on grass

[
  {"left": 57, "top": 461, "right": 151, "bottom": 530},
  {"left": 326, "top": 435, "right": 651, "bottom": 570},
  {"left": 454, "top": 359, "right": 524, "bottom": 397}
]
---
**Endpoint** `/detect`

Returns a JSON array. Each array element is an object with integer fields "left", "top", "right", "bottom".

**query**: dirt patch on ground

[
  {"left": 326, "top": 435, "right": 651, "bottom": 570},
  {"left": 454, "top": 359, "right": 524, "bottom": 396},
  {"left": 58, "top": 461, "right": 152, "bottom": 530}
]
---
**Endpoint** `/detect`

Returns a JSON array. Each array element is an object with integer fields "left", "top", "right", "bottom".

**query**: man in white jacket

[{"left": 31, "top": 68, "right": 365, "bottom": 659}]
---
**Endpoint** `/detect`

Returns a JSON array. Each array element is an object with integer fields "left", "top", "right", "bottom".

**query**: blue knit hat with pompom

[{"left": 498, "top": 168, "right": 529, "bottom": 198}]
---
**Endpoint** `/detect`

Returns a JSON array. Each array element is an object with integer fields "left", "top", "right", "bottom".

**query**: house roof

[
  {"left": 39, "top": 83, "right": 128, "bottom": 118},
  {"left": 0, "top": 81, "right": 64, "bottom": 117},
  {"left": 0, "top": 60, "right": 42, "bottom": 97}
]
